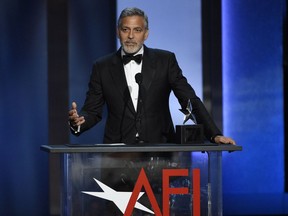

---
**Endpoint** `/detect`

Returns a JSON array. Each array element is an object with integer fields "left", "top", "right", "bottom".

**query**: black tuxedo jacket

[{"left": 76, "top": 45, "right": 221, "bottom": 143}]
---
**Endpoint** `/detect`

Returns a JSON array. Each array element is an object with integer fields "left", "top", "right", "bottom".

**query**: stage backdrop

[
  {"left": 0, "top": 0, "right": 49, "bottom": 215},
  {"left": 222, "top": 0, "right": 286, "bottom": 214}
]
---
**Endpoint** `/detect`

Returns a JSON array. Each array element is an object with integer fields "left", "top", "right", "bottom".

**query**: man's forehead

[{"left": 120, "top": 16, "right": 145, "bottom": 26}]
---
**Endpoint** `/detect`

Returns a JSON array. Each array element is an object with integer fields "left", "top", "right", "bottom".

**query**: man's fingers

[
  {"left": 229, "top": 139, "right": 236, "bottom": 145},
  {"left": 68, "top": 109, "right": 76, "bottom": 116},
  {"left": 70, "top": 116, "right": 85, "bottom": 126},
  {"left": 77, "top": 117, "right": 85, "bottom": 126},
  {"left": 72, "top": 102, "right": 77, "bottom": 110},
  {"left": 74, "top": 117, "right": 85, "bottom": 126},
  {"left": 221, "top": 137, "right": 236, "bottom": 145},
  {"left": 214, "top": 136, "right": 236, "bottom": 145},
  {"left": 69, "top": 102, "right": 79, "bottom": 117},
  {"left": 69, "top": 112, "right": 78, "bottom": 120},
  {"left": 68, "top": 101, "right": 85, "bottom": 127},
  {"left": 71, "top": 102, "right": 78, "bottom": 115}
]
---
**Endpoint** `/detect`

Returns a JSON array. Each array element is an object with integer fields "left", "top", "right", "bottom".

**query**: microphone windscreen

[{"left": 135, "top": 73, "right": 143, "bottom": 85}]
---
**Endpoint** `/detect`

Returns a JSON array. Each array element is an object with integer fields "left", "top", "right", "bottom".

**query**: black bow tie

[{"left": 122, "top": 54, "right": 142, "bottom": 65}]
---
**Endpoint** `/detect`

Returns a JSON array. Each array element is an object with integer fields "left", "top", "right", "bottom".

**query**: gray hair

[{"left": 117, "top": 7, "right": 149, "bottom": 30}]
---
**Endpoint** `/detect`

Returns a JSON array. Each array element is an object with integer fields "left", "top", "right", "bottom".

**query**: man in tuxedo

[{"left": 69, "top": 7, "right": 235, "bottom": 145}]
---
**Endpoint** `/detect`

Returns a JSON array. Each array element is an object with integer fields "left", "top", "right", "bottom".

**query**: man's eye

[{"left": 134, "top": 28, "right": 143, "bottom": 32}]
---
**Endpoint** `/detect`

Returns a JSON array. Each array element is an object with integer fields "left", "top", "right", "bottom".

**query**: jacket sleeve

[
  {"left": 76, "top": 62, "right": 105, "bottom": 135},
  {"left": 167, "top": 52, "right": 222, "bottom": 141}
]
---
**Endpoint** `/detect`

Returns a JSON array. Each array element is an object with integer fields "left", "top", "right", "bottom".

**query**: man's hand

[
  {"left": 214, "top": 135, "right": 236, "bottom": 145},
  {"left": 68, "top": 102, "right": 85, "bottom": 127}
]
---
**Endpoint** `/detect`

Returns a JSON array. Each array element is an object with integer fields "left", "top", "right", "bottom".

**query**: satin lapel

[
  {"left": 141, "top": 46, "right": 156, "bottom": 93},
  {"left": 109, "top": 50, "right": 136, "bottom": 114}
]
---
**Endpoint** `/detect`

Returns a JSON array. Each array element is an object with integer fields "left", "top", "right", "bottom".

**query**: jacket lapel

[{"left": 141, "top": 46, "right": 156, "bottom": 93}]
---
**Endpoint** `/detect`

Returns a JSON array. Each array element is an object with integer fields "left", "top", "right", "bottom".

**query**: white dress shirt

[{"left": 122, "top": 47, "right": 144, "bottom": 111}]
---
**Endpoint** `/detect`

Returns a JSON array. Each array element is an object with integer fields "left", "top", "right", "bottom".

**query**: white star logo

[{"left": 82, "top": 178, "right": 154, "bottom": 215}]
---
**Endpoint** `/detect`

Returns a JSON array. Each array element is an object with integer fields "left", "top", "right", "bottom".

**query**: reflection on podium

[{"left": 41, "top": 143, "right": 241, "bottom": 216}]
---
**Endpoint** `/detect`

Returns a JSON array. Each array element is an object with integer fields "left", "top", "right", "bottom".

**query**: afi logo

[{"left": 83, "top": 168, "right": 200, "bottom": 216}]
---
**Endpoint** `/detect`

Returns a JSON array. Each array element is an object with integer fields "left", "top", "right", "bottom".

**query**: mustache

[{"left": 124, "top": 40, "right": 137, "bottom": 44}]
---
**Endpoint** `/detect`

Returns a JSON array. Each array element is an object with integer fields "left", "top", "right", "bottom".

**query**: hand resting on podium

[{"left": 213, "top": 135, "right": 236, "bottom": 145}]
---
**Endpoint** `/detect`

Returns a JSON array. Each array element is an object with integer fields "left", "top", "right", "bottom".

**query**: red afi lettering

[{"left": 124, "top": 168, "right": 200, "bottom": 216}]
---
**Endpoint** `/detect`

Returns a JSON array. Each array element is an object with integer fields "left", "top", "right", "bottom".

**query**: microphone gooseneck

[{"left": 135, "top": 73, "right": 144, "bottom": 143}]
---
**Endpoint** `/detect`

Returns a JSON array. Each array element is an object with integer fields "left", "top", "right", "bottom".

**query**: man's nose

[{"left": 128, "top": 31, "right": 134, "bottom": 39}]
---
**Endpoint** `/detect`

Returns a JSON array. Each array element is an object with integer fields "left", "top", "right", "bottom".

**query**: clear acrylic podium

[{"left": 41, "top": 143, "right": 241, "bottom": 216}]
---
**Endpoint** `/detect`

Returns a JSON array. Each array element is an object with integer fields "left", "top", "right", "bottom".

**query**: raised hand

[{"left": 68, "top": 102, "right": 85, "bottom": 127}]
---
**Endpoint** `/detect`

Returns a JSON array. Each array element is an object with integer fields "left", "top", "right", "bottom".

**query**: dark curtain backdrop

[
  {"left": 69, "top": 0, "right": 116, "bottom": 144},
  {"left": 0, "top": 0, "right": 116, "bottom": 215},
  {"left": 0, "top": 0, "right": 49, "bottom": 215}
]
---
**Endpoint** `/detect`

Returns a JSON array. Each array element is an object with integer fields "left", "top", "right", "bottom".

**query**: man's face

[{"left": 117, "top": 15, "right": 149, "bottom": 54}]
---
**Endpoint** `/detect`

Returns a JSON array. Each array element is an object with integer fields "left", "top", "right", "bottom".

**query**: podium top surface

[{"left": 41, "top": 143, "right": 242, "bottom": 153}]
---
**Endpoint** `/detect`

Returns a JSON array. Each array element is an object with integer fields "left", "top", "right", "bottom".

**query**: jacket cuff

[{"left": 210, "top": 134, "right": 222, "bottom": 143}]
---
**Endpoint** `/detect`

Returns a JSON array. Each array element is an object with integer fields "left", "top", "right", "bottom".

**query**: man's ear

[
  {"left": 116, "top": 27, "right": 120, "bottom": 39},
  {"left": 144, "top": 29, "right": 149, "bottom": 40}
]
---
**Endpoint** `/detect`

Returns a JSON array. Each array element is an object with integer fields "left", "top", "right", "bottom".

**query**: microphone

[
  {"left": 135, "top": 73, "right": 144, "bottom": 143},
  {"left": 135, "top": 73, "right": 143, "bottom": 85},
  {"left": 135, "top": 73, "right": 143, "bottom": 103},
  {"left": 135, "top": 73, "right": 143, "bottom": 105}
]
